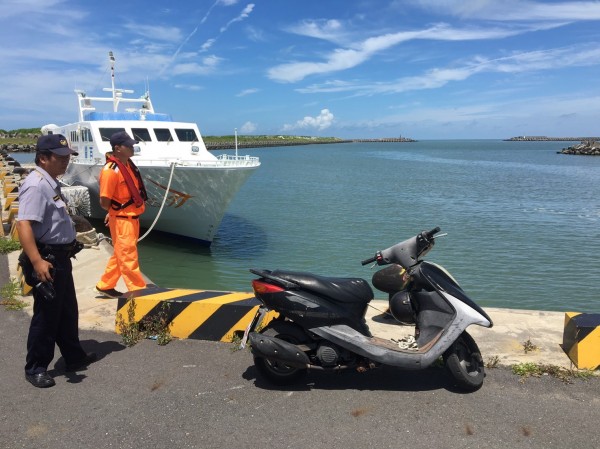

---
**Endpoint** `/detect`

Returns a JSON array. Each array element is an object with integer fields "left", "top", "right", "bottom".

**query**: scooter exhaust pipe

[{"left": 248, "top": 333, "right": 311, "bottom": 369}]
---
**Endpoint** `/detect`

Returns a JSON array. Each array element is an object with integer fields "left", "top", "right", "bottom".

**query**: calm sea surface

[{"left": 12, "top": 140, "right": 600, "bottom": 313}]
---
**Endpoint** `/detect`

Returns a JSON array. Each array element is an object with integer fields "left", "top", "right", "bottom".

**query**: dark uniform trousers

[{"left": 25, "top": 250, "right": 86, "bottom": 375}]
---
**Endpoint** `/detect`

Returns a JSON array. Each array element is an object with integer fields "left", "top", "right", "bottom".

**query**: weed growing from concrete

[
  {"left": 229, "top": 332, "right": 244, "bottom": 352},
  {"left": 486, "top": 355, "right": 500, "bottom": 368},
  {"left": 139, "top": 302, "right": 172, "bottom": 346},
  {"left": 117, "top": 297, "right": 141, "bottom": 346},
  {"left": 116, "top": 297, "right": 173, "bottom": 346},
  {"left": 522, "top": 338, "right": 539, "bottom": 353},
  {"left": 0, "top": 277, "right": 27, "bottom": 310},
  {"left": 512, "top": 362, "right": 597, "bottom": 384}
]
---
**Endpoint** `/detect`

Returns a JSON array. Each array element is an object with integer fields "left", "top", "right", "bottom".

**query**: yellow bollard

[
  {"left": 3, "top": 182, "right": 18, "bottom": 197},
  {"left": 3, "top": 192, "right": 18, "bottom": 211}
]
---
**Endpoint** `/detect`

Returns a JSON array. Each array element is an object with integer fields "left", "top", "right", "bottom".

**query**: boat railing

[{"left": 132, "top": 155, "right": 260, "bottom": 168}]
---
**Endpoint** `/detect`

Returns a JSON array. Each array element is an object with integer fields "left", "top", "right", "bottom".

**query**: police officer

[{"left": 17, "top": 134, "right": 96, "bottom": 388}]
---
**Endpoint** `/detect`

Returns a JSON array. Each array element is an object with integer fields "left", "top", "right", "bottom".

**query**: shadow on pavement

[
  {"left": 50, "top": 338, "right": 127, "bottom": 377},
  {"left": 242, "top": 363, "right": 475, "bottom": 393}
]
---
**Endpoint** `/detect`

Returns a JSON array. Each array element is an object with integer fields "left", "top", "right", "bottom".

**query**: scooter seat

[{"left": 271, "top": 270, "right": 374, "bottom": 304}]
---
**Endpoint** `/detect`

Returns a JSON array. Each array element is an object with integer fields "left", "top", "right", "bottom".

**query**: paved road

[{"left": 1, "top": 291, "right": 599, "bottom": 449}]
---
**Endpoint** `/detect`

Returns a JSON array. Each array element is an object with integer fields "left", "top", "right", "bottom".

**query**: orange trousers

[{"left": 97, "top": 216, "right": 146, "bottom": 292}]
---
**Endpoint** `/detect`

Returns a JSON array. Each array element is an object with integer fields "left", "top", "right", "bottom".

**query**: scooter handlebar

[
  {"left": 361, "top": 255, "right": 377, "bottom": 266},
  {"left": 363, "top": 227, "right": 441, "bottom": 268},
  {"left": 425, "top": 227, "right": 441, "bottom": 240}
]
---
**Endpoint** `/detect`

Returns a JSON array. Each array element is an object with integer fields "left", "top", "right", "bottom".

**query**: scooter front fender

[{"left": 248, "top": 332, "right": 311, "bottom": 368}]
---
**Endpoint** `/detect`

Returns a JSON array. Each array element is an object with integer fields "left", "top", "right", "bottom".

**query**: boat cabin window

[
  {"left": 154, "top": 128, "right": 173, "bottom": 142},
  {"left": 131, "top": 128, "right": 152, "bottom": 143},
  {"left": 99, "top": 127, "right": 126, "bottom": 142},
  {"left": 175, "top": 128, "right": 199, "bottom": 142}
]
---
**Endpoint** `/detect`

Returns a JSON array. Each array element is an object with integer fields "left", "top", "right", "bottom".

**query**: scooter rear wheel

[
  {"left": 443, "top": 331, "right": 485, "bottom": 392},
  {"left": 254, "top": 320, "right": 308, "bottom": 385}
]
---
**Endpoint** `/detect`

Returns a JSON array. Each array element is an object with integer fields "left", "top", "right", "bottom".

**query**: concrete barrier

[
  {"left": 115, "top": 286, "right": 277, "bottom": 342},
  {"left": 562, "top": 312, "right": 600, "bottom": 369}
]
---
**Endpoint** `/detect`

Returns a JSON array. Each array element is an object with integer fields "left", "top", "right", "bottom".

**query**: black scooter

[{"left": 242, "top": 227, "right": 493, "bottom": 391}]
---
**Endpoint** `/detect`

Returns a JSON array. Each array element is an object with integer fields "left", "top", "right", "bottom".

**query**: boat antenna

[
  {"left": 109, "top": 51, "right": 117, "bottom": 111},
  {"left": 235, "top": 128, "right": 238, "bottom": 158}
]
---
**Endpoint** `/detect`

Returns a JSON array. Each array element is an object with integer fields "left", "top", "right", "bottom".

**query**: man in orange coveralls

[{"left": 95, "top": 131, "right": 147, "bottom": 298}]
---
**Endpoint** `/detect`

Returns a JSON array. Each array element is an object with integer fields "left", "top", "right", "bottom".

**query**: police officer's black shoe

[
  {"left": 25, "top": 372, "right": 55, "bottom": 388},
  {"left": 65, "top": 352, "right": 98, "bottom": 372}
]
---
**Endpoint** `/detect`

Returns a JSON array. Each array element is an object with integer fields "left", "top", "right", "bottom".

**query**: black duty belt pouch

[
  {"left": 17, "top": 251, "right": 57, "bottom": 301},
  {"left": 17, "top": 251, "right": 36, "bottom": 287},
  {"left": 70, "top": 241, "right": 84, "bottom": 258}
]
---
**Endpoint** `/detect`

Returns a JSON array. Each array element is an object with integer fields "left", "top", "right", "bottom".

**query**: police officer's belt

[{"left": 36, "top": 240, "right": 84, "bottom": 257}]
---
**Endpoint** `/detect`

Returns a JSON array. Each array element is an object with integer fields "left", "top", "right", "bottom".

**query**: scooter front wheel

[
  {"left": 254, "top": 320, "right": 308, "bottom": 385},
  {"left": 443, "top": 331, "right": 485, "bottom": 392}
]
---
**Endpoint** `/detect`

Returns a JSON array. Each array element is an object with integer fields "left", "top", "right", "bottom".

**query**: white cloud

[
  {"left": 412, "top": 0, "right": 600, "bottom": 21},
  {"left": 267, "top": 22, "right": 560, "bottom": 82},
  {"left": 174, "top": 84, "right": 204, "bottom": 91},
  {"left": 240, "top": 121, "right": 257, "bottom": 133},
  {"left": 200, "top": 38, "right": 216, "bottom": 52},
  {"left": 124, "top": 23, "right": 183, "bottom": 43},
  {"left": 245, "top": 25, "right": 266, "bottom": 42},
  {"left": 297, "top": 43, "right": 600, "bottom": 95},
  {"left": 171, "top": 55, "right": 223, "bottom": 75},
  {"left": 236, "top": 88, "right": 259, "bottom": 97},
  {"left": 286, "top": 19, "right": 347, "bottom": 44},
  {"left": 220, "top": 3, "right": 254, "bottom": 33},
  {"left": 283, "top": 109, "right": 334, "bottom": 131}
]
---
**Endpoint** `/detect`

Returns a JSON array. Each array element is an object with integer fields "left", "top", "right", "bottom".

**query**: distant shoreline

[
  {"left": 0, "top": 136, "right": 418, "bottom": 152},
  {"left": 4, "top": 135, "right": 600, "bottom": 152}
]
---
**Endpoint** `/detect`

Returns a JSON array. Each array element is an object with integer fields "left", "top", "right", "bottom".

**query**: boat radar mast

[{"left": 74, "top": 51, "right": 155, "bottom": 121}]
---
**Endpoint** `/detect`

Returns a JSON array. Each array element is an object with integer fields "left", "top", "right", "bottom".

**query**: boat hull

[{"left": 63, "top": 162, "right": 258, "bottom": 244}]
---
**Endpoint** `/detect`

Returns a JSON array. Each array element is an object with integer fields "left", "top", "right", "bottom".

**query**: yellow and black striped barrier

[
  {"left": 562, "top": 312, "right": 600, "bottom": 369},
  {"left": 115, "top": 287, "right": 277, "bottom": 342}
]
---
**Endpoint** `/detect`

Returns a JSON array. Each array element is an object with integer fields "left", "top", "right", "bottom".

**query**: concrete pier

[{"left": 4, "top": 244, "right": 582, "bottom": 369}]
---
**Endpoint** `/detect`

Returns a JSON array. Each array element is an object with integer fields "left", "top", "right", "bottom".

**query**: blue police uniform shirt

[{"left": 17, "top": 167, "right": 76, "bottom": 244}]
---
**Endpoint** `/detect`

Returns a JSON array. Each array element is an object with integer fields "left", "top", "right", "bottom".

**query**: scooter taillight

[{"left": 252, "top": 279, "right": 284, "bottom": 294}]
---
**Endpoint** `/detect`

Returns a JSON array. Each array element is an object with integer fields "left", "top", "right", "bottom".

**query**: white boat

[{"left": 45, "top": 52, "right": 260, "bottom": 245}]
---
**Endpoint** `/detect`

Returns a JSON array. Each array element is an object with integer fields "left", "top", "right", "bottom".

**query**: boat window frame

[
  {"left": 175, "top": 128, "right": 200, "bottom": 142},
  {"left": 154, "top": 128, "right": 174, "bottom": 142},
  {"left": 131, "top": 128, "right": 152, "bottom": 143},
  {"left": 99, "top": 127, "right": 126, "bottom": 143}
]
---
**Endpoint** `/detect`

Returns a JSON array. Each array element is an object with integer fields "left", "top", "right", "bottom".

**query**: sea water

[{"left": 11, "top": 140, "right": 600, "bottom": 313}]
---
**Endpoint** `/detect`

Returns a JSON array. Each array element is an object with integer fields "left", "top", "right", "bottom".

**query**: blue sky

[{"left": 2, "top": 0, "right": 600, "bottom": 139}]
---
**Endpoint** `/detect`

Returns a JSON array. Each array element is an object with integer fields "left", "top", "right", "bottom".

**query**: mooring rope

[{"left": 138, "top": 161, "right": 177, "bottom": 242}]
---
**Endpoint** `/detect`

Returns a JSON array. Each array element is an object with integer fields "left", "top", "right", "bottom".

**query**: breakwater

[
  {"left": 505, "top": 136, "right": 600, "bottom": 141},
  {"left": 0, "top": 143, "right": 35, "bottom": 152},
  {"left": 558, "top": 140, "right": 600, "bottom": 156},
  {"left": 203, "top": 139, "right": 351, "bottom": 150}
]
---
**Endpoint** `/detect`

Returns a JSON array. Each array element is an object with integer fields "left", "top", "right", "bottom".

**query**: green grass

[{"left": 0, "top": 238, "right": 21, "bottom": 254}]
